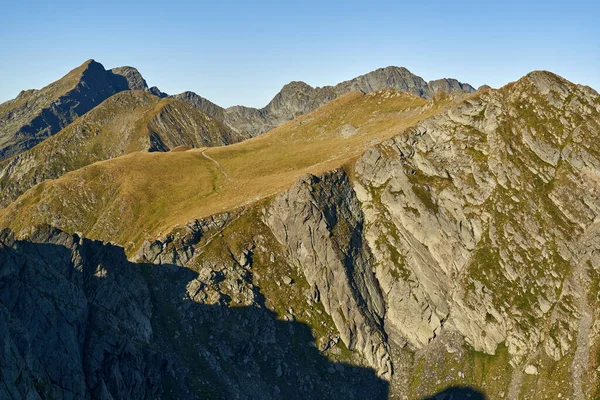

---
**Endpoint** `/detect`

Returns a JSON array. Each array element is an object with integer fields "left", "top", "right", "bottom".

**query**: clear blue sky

[{"left": 1, "top": 0, "right": 598, "bottom": 107}]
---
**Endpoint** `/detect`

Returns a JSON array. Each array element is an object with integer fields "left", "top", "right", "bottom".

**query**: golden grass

[{"left": 0, "top": 89, "right": 461, "bottom": 253}]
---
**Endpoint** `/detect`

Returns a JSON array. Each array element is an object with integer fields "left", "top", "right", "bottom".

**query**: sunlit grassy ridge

[{"left": 0, "top": 89, "right": 460, "bottom": 253}]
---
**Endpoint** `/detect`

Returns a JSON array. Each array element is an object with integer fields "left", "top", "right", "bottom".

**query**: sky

[{"left": 1, "top": 0, "right": 598, "bottom": 108}]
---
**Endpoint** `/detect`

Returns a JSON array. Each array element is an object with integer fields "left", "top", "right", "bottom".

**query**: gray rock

[
  {"left": 265, "top": 169, "right": 392, "bottom": 379},
  {"left": 109, "top": 66, "right": 149, "bottom": 91},
  {"left": 177, "top": 66, "right": 475, "bottom": 138}
]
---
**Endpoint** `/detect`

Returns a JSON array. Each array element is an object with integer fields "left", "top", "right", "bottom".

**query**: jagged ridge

[
  {"left": 176, "top": 66, "right": 475, "bottom": 137},
  {"left": 0, "top": 60, "right": 149, "bottom": 160}
]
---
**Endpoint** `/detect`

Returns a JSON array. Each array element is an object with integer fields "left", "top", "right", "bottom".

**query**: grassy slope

[
  {"left": 0, "top": 90, "right": 460, "bottom": 253},
  {"left": 1, "top": 91, "right": 160, "bottom": 170},
  {"left": 0, "top": 90, "right": 235, "bottom": 207}
]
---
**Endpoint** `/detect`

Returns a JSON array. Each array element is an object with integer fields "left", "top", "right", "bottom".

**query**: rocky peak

[
  {"left": 173, "top": 91, "right": 225, "bottom": 120},
  {"left": 428, "top": 78, "right": 476, "bottom": 94},
  {"left": 278, "top": 80, "right": 314, "bottom": 94},
  {"left": 0, "top": 59, "right": 155, "bottom": 160},
  {"left": 109, "top": 65, "right": 149, "bottom": 91},
  {"left": 147, "top": 85, "right": 168, "bottom": 98},
  {"left": 176, "top": 65, "right": 476, "bottom": 139},
  {"left": 336, "top": 66, "right": 429, "bottom": 96}
]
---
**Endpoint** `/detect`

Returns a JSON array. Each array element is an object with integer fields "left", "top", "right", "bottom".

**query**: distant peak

[
  {"left": 178, "top": 91, "right": 209, "bottom": 100},
  {"left": 370, "top": 66, "right": 413, "bottom": 75},
  {"left": 526, "top": 70, "right": 560, "bottom": 79},
  {"left": 147, "top": 86, "right": 168, "bottom": 98},
  {"left": 109, "top": 66, "right": 148, "bottom": 91},
  {"left": 80, "top": 59, "right": 104, "bottom": 70},
  {"left": 111, "top": 65, "right": 139, "bottom": 73},
  {"left": 516, "top": 70, "right": 572, "bottom": 95},
  {"left": 280, "top": 81, "right": 314, "bottom": 92},
  {"left": 384, "top": 65, "right": 410, "bottom": 72}
]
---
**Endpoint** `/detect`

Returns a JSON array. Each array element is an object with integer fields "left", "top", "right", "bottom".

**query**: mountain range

[{"left": 0, "top": 60, "right": 599, "bottom": 400}]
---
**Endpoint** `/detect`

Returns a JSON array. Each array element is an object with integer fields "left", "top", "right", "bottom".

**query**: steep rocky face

[
  {"left": 146, "top": 99, "right": 244, "bottom": 150},
  {"left": 178, "top": 66, "right": 474, "bottom": 137},
  {"left": 351, "top": 71, "right": 600, "bottom": 398},
  {"left": 265, "top": 170, "right": 392, "bottom": 378},
  {"left": 428, "top": 78, "right": 475, "bottom": 95},
  {"left": 0, "top": 226, "right": 165, "bottom": 399},
  {"left": 147, "top": 86, "right": 169, "bottom": 98},
  {"left": 0, "top": 60, "right": 147, "bottom": 160},
  {"left": 0, "top": 91, "right": 240, "bottom": 207},
  {"left": 109, "top": 66, "right": 149, "bottom": 90}
]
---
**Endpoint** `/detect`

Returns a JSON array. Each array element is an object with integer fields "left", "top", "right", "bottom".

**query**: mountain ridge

[
  {"left": 0, "top": 90, "right": 245, "bottom": 207},
  {"left": 1, "top": 60, "right": 475, "bottom": 162},
  {"left": 175, "top": 65, "right": 476, "bottom": 137},
  {"left": 0, "top": 59, "right": 149, "bottom": 160},
  {"left": 1, "top": 63, "right": 599, "bottom": 399}
]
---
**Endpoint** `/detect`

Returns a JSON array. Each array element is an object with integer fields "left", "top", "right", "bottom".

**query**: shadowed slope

[{"left": 0, "top": 226, "right": 388, "bottom": 399}]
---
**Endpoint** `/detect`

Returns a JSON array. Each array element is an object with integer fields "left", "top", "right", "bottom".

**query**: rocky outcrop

[
  {"left": 133, "top": 171, "right": 397, "bottom": 378},
  {"left": 109, "top": 66, "right": 149, "bottom": 91},
  {"left": 147, "top": 100, "right": 242, "bottom": 150},
  {"left": 0, "top": 60, "right": 148, "bottom": 160},
  {"left": 147, "top": 86, "right": 169, "bottom": 98},
  {"left": 351, "top": 71, "right": 600, "bottom": 398},
  {"left": 178, "top": 66, "right": 475, "bottom": 137},
  {"left": 173, "top": 91, "right": 226, "bottom": 121},
  {"left": 264, "top": 169, "right": 392, "bottom": 378},
  {"left": 134, "top": 212, "right": 234, "bottom": 265}
]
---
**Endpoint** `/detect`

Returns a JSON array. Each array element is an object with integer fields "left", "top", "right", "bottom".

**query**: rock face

[
  {"left": 0, "top": 91, "right": 240, "bottom": 207},
  {"left": 265, "top": 170, "right": 392, "bottom": 378},
  {"left": 145, "top": 98, "right": 242, "bottom": 150},
  {"left": 173, "top": 91, "right": 227, "bottom": 122},
  {"left": 178, "top": 66, "right": 475, "bottom": 137},
  {"left": 351, "top": 71, "right": 600, "bottom": 398},
  {"left": 0, "top": 225, "right": 389, "bottom": 399},
  {"left": 0, "top": 60, "right": 147, "bottom": 160},
  {"left": 109, "top": 66, "right": 149, "bottom": 91}
]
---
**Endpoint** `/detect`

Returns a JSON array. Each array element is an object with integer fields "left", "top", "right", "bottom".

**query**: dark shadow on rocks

[
  {"left": 421, "top": 386, "right": 487, "bottom": 400},
  {"left": 0, "top": 226, "right": 388, "bottom": 400}
]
